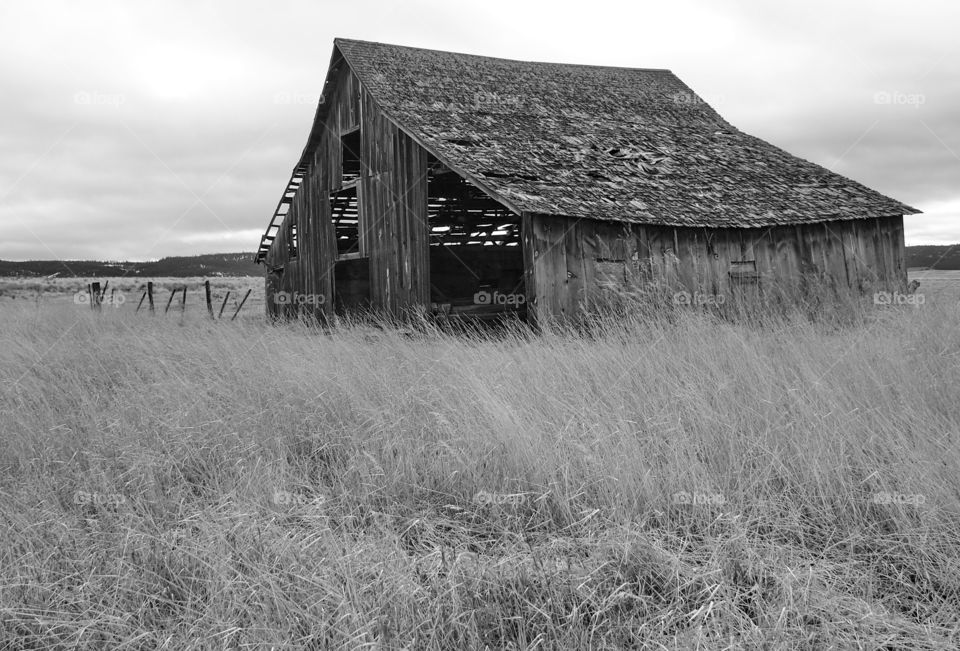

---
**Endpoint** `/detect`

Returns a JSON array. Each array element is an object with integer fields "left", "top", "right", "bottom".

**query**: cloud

[{"left": 0, "top": 0, "right": 956, "bottom": 262}]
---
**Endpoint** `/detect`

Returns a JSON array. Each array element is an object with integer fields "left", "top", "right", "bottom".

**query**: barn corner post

[{"left": 520, "top": 212, "right": 539, "bottom": 329}]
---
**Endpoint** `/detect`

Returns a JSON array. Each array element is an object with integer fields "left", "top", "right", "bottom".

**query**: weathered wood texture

[
  {"left": 361, "top": 90, "right": 430, "bottom": 316},
  {"left": 525, "top": 213, "right": 907, "bottom": 323},
  {"left": 263, "top": 60, "right": 429, "bottom": 318}
]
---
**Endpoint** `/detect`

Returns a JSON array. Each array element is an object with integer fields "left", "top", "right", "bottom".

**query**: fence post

[
  {"left": 205, "top": 280, "right": 214, "bottom": 319},
  {"left": 136, "top": 290, "right": 147, "bottom": 313},
  {"left": 218, "top": 291, "right": 231, "bottom": 319},
  {"left": 180, "top": 286, "right": 187, "bottom": 313},
  {"left": 231, "top": 289, "right": 252, "bottom": 321},
  {"left": 164, "top": 288, "right": 176, "bottom": 313},
  {"left": 91, "top": 282, "right": 102, "bottom": 311},
  {"left": 147, "top": 281, "right": 154, "bottom": 313}
]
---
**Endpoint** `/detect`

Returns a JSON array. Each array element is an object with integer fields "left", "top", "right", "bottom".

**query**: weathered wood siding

[
  {"left": 263, "top": 58, "right": 430, "bottom": 318},
  {"left": 361, "top": 91, "right": 429, "bottom": 315},
  {"left": 525, "top": 213, "right": 907, "bottom": 323}
]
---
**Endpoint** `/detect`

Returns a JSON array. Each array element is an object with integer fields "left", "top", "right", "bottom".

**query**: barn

[{"left": 254, "top": 38, "right": 919, "bottom": 323}]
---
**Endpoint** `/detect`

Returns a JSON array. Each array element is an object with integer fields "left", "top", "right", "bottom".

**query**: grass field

[{"left": 1, "top": 275, "right": 959, "bottom": 649}]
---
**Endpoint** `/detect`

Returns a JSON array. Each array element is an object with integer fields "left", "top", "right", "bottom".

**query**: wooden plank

[
  {"left": 702, "top": 228, "right": 721, "bottom": 298},
  {"left": 564, "top": 218, "right": 586, "bottom": 316},
  {"left": 520, "top": 213, "right": 538, "bottom": 325},
  {"left": 675, "top": 228, "right": 697, "bottom": 295},
  {"left": 633, "top": 224, "right": 652, "bottom": 288},
  {"left": 394, "top": 130, "right": 429, "bottom": 311},
  {"left": 836, "top": 221, "right": 859, "bottom": 293},
  {"left": 530, "top": 215, "right": 567, "bottom": 322},
  {"left": 821, "top": 221, "right": 848, "bottom": 296},
  {"left": 317, "top": 129, "right": 336, "bottom": 319},
  {"left": 204, "top": 280, "right": 213, "bottom": 318},
  {"left": 857, "top": 218, "right": 877, "bottom": 290},
  {"left": 889, "top": 215, "right": 907, "bottom": 290}
]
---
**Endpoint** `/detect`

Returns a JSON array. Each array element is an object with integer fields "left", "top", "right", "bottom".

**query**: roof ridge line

[{"left": 333, "top": 37, "right": 674, "bottom": 73}]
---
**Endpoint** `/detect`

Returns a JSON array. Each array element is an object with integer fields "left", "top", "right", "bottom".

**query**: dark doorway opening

[{"left": 427, "top": 157, "right": 526, "bottom": 321}]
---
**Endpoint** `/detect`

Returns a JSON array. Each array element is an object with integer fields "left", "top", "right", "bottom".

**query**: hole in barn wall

[
  {"left": 341, "top": 128, "right": 361, "bottom": 184},
  {"left": 287, "top": 218, "right": 298, "bottom": 260},
  {"left": 330, "top": 186, "right": 360, "bottom": 257}
]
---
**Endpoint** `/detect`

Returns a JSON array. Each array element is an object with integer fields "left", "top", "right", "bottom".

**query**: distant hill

[
  {"left": 0, "top": 253, "right": 260, "bottom": 278},
  {"left": 0, "top": 245, "right": 956, "bottom": 277},
  {"left": 906, "top": 245, "right": 960, "bottom": 270}
]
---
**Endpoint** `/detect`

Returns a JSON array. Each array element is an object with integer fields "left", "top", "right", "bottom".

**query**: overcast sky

[{"left": 0, "top": 0, "right": 956, "bottom": 261}]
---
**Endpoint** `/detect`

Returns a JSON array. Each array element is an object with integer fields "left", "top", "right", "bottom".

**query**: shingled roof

[{"left": 310, "top": 38, "right": 918, "bottom": 228}]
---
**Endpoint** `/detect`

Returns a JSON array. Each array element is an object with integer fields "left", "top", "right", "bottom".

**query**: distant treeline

[
  {"left": 906, "top": 245, "right": 960, "bottom": 270},
  {"left": 0, "top": 246, "right": 957, "bottom": 277},
  {"left": 0, "top": 253, "right": 261, "bottom": 278}
]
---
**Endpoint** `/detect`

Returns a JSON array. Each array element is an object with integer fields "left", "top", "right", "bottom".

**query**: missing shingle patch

[{"left": 480, "top": 170, "right": 541, "bottom": 182}]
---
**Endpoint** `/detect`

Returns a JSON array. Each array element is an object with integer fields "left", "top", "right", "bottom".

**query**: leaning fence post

[
  {"left": 164, "top": 288, "right": 176, "bottom": 313},
  {"left": 136, "top": 290, "right": 147, "bottom": 313},
  {"left": 205, "top": 280, "right": 214, "bottom": 318},
  {"left": 231, "top": 289, "right": 252, "bottom": 321},
  {"left": 218, "top": 291, "right": 231, "bottom": 319}
]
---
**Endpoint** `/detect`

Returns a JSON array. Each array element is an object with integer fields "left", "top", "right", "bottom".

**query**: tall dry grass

[{"left": 1, "top": 299, "right": 959, "bottom": 649}]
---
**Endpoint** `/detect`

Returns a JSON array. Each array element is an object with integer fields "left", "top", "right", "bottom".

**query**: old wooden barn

[{"left": 255, "top": 38, "right": 919, "bottom": 323}]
